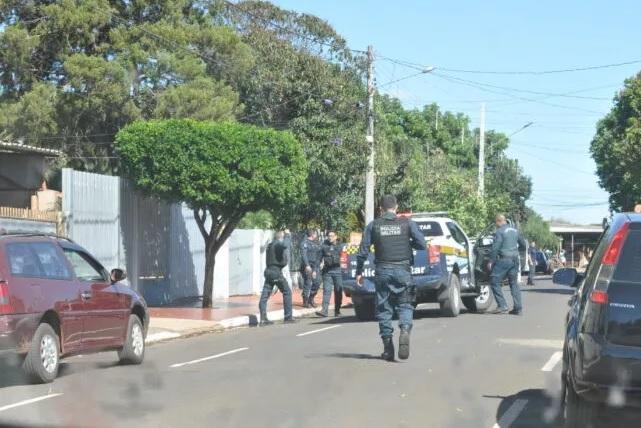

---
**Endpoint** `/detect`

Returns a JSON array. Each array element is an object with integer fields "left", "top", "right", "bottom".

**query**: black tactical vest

[
  {"left": 266, "top": 241, "right": 287, "bottom": 268},
  {"left": 371, "top": 216, "right": 412, "bottom": 263}
]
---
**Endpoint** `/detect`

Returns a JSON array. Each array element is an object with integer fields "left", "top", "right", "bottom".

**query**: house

[
  {"left": 550, "top": 221, "right": 604, "bottom": 267},
  {"left": 0, "top": 140, "right": 62, "bottom": 209}
]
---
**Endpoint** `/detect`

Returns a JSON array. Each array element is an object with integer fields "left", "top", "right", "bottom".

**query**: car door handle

[{"left": 81, "top": 291, "right": 92, "bottom": 300}]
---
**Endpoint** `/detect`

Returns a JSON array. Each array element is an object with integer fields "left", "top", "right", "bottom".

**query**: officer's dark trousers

[
  {"left": 259, "top": 267, "right": 292, "bottom": 320},
  {"left": 374, "top": 267, "right": 414, "bottom": 338},
  {"left": 302, "top": 266, "right": 321, "bottom": 302},
  {"left": 490, "top": 257, "right": 522, "bottom": 311},
  {"left": 321, "top": 271, "right": 343, "bottom": 313}
]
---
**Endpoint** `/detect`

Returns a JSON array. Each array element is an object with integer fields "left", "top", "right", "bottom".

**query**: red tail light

[
  {"left": 340, "top": 251, "right": 348, "bottom": 269},
  {"left": 0, "top": 281, "right": 11, "bottom": 315},
  {"left": 602, "top": 222, "right": 630, "bottom": 265},
  {"left": 428, "top": 245, "right": 441, "bottom": 265},
  {"left": 590, "top": 290, "right": 609, "bottom": 305}
]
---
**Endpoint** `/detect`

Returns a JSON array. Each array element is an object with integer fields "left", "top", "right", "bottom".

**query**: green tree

[
  {"left": 116, "top": 119, "right": 307, "bottom": 307},
  {"left": 223, "top": 0, "right": 369, "bottom": 231},
  {"left": 522, "top": 208, "right": 558, "bottom": 250},
  {"left": 0, "top": 0, "right": 251, "bottom": 171},
  {"left": 591, "top": 72, "right": 641, "bottom": 211}
]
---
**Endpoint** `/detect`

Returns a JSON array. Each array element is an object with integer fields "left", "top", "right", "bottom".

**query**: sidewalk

[{"left": 146, "top": 289, "right": 352, "bottom": 344}]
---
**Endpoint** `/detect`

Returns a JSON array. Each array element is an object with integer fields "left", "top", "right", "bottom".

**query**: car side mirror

[
  {"left": 110, "top": 268, "right": 127, "bottom": 284},
  {"left": 553, "top": 268, "right": 580, "bottom": 287}
]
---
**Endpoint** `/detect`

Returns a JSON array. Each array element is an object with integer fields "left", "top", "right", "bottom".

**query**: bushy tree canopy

[
  {"left": 116, "top": 119, "right": 307, "bottom": 307},
  {"left": 591, "top": 72, "right": 641, "bottom": 211}
]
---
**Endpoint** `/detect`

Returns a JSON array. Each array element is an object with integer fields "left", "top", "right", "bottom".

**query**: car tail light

[
  {"left": 340, "top": 251, "right": 348, "bottom": 269},
  {"left": 428, "top": 245, "right": 441, "bottom": 265},
  {"left": 602, "top": 222, "right": 630, "bottom": 265},
  {"left": 588, "top": 222, "right": 632, "bottom": 304},
  {"left": 590, "top": 290, "right": 609, "bottom": 305},
  {"left": 0, "top": 280, "right": 11, "bottom": 315}
]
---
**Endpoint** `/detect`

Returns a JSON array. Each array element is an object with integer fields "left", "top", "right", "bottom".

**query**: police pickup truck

[{"left": 341, "top": 212, "right": 494, "bottom": 320}]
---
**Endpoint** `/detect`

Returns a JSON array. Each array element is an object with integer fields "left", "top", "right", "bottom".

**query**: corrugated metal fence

[{"left": 62, "top": 169, "right": 271, "bottom": 306}]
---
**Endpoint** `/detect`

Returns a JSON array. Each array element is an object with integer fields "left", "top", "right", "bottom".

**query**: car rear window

[
  {"left": 614, "top": 230, "right": 641, "bottom": 282},
  {"left": 415, "top": 221, "right": 443, "bottom": 237},
  {"left": 6, "top": 242, "right": 71, "bottom": 280}
]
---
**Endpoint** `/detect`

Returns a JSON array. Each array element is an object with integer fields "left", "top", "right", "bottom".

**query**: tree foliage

[
  {"left": 0, "top": 0, "right": 539, "bottom": 240},
  {"left": 591, "top": 72, "right": 641, "bottom": 211},
  {"left": 115, "top": 119, "right": 307, "bottom": 307},
  {"left": 0, "top": 0, "right": 250, "bottom": 171},
  {"left": 522, "top": 208, "right": 559, "bottom": 250}
]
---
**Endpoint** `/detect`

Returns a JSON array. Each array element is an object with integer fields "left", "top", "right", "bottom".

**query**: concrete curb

[{"left": 146, "top": 305, "right": 343, "bottom": 345}]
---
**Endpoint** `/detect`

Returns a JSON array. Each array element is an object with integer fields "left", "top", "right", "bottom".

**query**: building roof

[
  {"left": 0, "top": 140, "right": 62, "bottom": 156},
  {"left": 550, "top": 223, "right": 604, "bottom": 234}
]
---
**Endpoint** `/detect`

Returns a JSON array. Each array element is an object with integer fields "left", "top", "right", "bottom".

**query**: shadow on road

[
  {"left": 491, "top": 389, "right": 562, "bottom": 428},
  {"left": 523, "top": 288, "right": 574, "bottom": 296},
  {"left": 316, "top": 352, "right": 383, "bottom": 360},
  {"left": 0, "top": 359, "right": 121, "bottom": 388}
]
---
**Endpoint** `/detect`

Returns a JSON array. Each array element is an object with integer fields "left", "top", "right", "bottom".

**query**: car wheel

[
  {"left": 440, "top": 275, "right": 461, "bottom": 317},
  {"left": 462, "top": 283, "right": 494, "bottom": 313},
  {"left": 22, "top": 323, "right": 60, "bottom": 384},
  {"left": 118, "top": 315, "right": 145, "bottom": 365},
  {"left": 353, "top": 300, "right": 376, "bottom": 321},
  {"left": 564, "top": 376, "right": 600, "bottom": 428}
]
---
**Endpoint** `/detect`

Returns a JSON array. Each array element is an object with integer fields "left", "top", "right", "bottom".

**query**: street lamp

[{"left": 508, "top": 122, "right": 534, "bottom": 137}]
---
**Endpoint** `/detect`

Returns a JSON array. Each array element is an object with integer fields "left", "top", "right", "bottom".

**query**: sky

[{"left": 272, "top": 0, "right": 641, "bottom": 225}]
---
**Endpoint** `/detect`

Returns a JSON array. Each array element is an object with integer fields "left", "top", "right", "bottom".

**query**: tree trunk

[{"left": 202, "top": 244, "right": 216, "bottom": 308}]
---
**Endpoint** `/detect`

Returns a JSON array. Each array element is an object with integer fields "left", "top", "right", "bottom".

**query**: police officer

[
  {"left": 316, "top": 230, "right": 344, "bottom": 317},
  {"left": 300, "top": 229, "right": 322, "bottom": 308},
  {"left": 259, "top": 231, "right": 295, "bottom": 325},
  {"left": 356, "top": 195, "right": 426, "bottom": 361},
  {"left": 488, "top": 214, "right": 527, "bottom": 315},
  {"left": 526, "top": 240, "right": 537, "bottom": 286}
]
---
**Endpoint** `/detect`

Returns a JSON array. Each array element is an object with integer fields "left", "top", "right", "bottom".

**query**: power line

[
  {"left": 379, "top": 55, "right": 641, "bottom": 76},
  {"left": 432, "top": 72, "right": 607, "bottom": 115}
]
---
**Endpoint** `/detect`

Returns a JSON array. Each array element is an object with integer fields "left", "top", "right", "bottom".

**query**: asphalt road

[{"left": 0, "top": 278, "right": 636, "bottom": 428}]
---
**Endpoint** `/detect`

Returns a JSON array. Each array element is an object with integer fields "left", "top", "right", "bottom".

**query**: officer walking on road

[
  {"left": 356, "top": 195, "right": 426, "bottom": 361},
  {"left": 488, "top": 214, "right": 527, "bottom": 315},
  {"left": 526, "top": 240, "right": 537, "bottom": 286},
  {"left": 316, "top": 230, "right": 344, "bottom": 318},
  {"left": 259, "top": 231, "right": 295, "bottom": 326},
  {"left": 300, "top": 229, "right": 322, "bottom": 308}
]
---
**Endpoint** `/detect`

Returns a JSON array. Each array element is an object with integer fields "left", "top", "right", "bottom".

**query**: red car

[{"left": 0, "top": 233, "right": 148, "bottom": 383}]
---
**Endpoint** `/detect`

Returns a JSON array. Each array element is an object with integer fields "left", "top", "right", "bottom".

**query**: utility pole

[
  {"left": 365, "top": 45, "right": 375, "bottom": 224},
  {"left": 461, "top": 125, "right": 465, "bottom": 145},
  {"left": 477, "top": 103, "right": 486, "bottom": 197}
]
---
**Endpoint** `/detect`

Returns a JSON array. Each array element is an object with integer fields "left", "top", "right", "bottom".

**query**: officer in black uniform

[
  {"left": 259, "top": 231, "right": 295, "bottom": 325},
  {"left": 316, "top": 230, "right": 344, "bottom": 317},
  {"left": 356, "top": 195, "right": 426, "bottom": 361},
  {"left": 300, "top": 229, "right": 322, "bottom": 308}
]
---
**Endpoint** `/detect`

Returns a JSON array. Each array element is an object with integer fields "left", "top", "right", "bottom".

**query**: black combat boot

[
  {"left": 303, "top": 295, "right": 310, "bottom": 308},
  {"left": 381, "top": 337, "right": 395, "bottom": 361},
  {"left": 398, "top": 327, "right": 411, "bottom": 360},
  {"left": 308, "top": 294, "right": 317, "bottom": 308}
]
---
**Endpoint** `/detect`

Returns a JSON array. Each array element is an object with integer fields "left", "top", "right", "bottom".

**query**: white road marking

[
  {"left": 169, "top": 347, "right": 249, "bottom": 368},
  {"left": 541, "top": 351, "right": 563, "bottom": 372},
  {"left": 492, "top": 399, "right": 528, "bottom": 428},
  {"left": 0, "top": 393, "right": 64, "bottom": 413},
  {"left": 296, "top": 325, "right": 341, "bottom": 337},
  {"left": 496, "top": 338, "right": 563, "bottom": 349}
]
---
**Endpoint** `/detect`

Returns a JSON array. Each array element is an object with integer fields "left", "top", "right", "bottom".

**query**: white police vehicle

[{"left": 341, "top": 212, "right": 494, "bottom": 320}]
